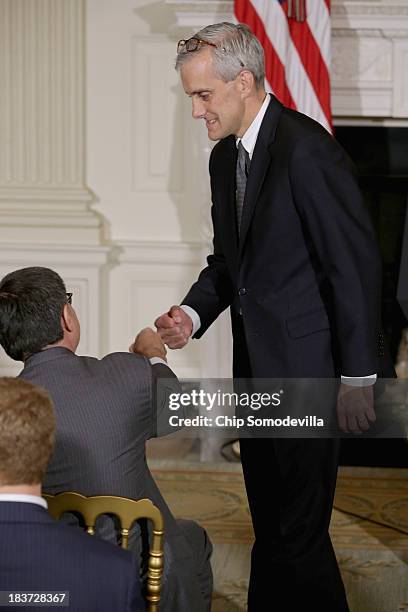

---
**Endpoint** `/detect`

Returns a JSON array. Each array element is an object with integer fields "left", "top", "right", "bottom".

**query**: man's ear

[
  {"left": 238, "top": 69, "right": 255, "bottom": 97},
  {"left": 61, "top": 304, "right": 74, "bottom": 333}
]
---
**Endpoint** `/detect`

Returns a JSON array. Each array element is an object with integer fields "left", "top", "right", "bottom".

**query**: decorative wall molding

[
  {"left": 131, "top": 37, "right": 185, "bottom": 195},
  {"left": 331, "top": 39, "right": 392, "bottom": 82},
  {"left": 393, "top": 40, "right": 408, "bottom": 117},
  {"left": 115, "top": 240, "right": 202, "bottom": 265},
  {"left": 106, "top": 240, "right": 206, "bottom": 378},
  {"left": 332, "top": 2, "right": 408, "bottom": 21},
  {"left": 0, "top": 0, "right": 102, "bottom": 244},
  {"left": 165, "top": 0, "right": 231, "bottom": 28},
  {"left": 165, "top": 0, "right": 408, "bottom": 119},
  {"left": 0, "top": 208, "right": 103, "bottom": 245},
  {"left": 166, "top": 0, "right": 408, "bottom": 28},
  {"left": 0, "top": 244, "right": 111, "bottom": 266}
]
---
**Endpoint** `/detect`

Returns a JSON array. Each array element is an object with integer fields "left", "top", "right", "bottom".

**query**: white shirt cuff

[
  {"left": 180, "top": 305, "right": 201, "bottom": 336},
  {"left": 149, "top": 357, "right": 168, "bottom": 366},
  {"left": 341, "top": 374, "right": 377, "bottom": 387}
]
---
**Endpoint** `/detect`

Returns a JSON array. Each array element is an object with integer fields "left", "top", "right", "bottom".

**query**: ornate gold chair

[{"left": 43, "top": 492, "right": 164, "bottom": 612}]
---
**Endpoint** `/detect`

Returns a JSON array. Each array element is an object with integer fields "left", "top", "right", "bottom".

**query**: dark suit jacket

[
  {"left": 184, "top": 95, "right": 388, "bottom": 379},
  {"left": 0, "top": 501, "right": 143, "bottom": 612},
  {"left": 19, "top": 348, "right": 210, "bottom": 612}
]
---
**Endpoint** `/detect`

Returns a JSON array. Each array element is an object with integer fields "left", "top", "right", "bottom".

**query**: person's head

[
  {"left": 176, "top": 22, "right": 266, "bottom": 140},
  {"left": 0, "top": 377, "right": 55, "bottom": 491},
  {"left": 0, "top": 267, "right": 80, "bottom": 361}
]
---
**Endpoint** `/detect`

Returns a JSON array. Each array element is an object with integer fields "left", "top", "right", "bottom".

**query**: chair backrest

[{"left": 43, "top": 492, "right": 164, "bottom": 612}]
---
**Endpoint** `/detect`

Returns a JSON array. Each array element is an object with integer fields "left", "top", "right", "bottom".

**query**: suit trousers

[
  {"left": 232, "top": 313, "right": 349, "bottom": 612},
  {"left": 176, "top": 519, "right": 213, "bottom": 610}
]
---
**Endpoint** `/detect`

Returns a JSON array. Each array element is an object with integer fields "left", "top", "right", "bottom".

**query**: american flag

[{"left": 234, "top": 0, "right": 332, "bottom": 133}]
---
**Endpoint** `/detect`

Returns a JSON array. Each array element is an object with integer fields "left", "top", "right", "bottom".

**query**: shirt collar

[
  {"left": 236, "top": 94, "right": 271, "bottom": 159},
  {"left": 0, "top": 494, "right": 48, "bottom": 509}
]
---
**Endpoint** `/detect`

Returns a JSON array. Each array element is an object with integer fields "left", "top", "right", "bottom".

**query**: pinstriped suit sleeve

[{"left": 151, "top": 362, "right": 182, "bottom": 437}]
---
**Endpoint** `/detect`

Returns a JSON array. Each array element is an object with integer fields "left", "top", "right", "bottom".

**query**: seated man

[
  {"left": 0, "top": 377, "right": 144, "bottom": 612},
  {"left": 0, "top": 267, "right": 212, "bottom": 612}
]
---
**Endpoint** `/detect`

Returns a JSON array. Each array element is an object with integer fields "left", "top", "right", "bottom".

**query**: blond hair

[{"left": 0, "top": 378, "right": 55, "bottom": 485}]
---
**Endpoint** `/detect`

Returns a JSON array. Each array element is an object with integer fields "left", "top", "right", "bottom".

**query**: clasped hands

[
  {"left": 146, "top": 305, "right": 376, "bottom": 435},
  {"left": 128, "top": 306, "right": 192, "bottom": 362},
  {"left": 154, "top": 305, "right": 193, "bottom": 349}
]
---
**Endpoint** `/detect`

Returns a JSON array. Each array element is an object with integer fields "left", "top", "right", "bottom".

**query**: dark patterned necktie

[{"left": 236, "top": 141, "right": 250, "bottom": 235}]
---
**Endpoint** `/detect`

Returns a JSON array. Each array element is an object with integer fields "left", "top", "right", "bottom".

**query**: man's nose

[{"left": 192, "top": 98, "right": 205, "bottom": 119}]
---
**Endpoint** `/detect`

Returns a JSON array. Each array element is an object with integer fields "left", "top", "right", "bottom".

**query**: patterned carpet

[{"left": 151, "top": 463, "right": 408, "bottom": 612}]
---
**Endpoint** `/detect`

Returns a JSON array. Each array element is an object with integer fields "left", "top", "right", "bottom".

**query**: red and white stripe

[{"left": 234, "top": 0, "right": 332, "bottom": 133}]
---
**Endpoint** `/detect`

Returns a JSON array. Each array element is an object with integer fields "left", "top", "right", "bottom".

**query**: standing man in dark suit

[
  {"left": 0, "top": 266, "right": 213, "bottom": 612},
  {"left": 0, "top": 377, "right": 144, "bottom": 612},
  {"left": 155, "top": 22, "right": 387, "bottom": 611}
]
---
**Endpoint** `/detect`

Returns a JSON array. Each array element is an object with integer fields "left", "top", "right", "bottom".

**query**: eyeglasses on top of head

[
  {"left": 177, "top": 38, "right": 217, "bottom": 54},
  {"left": 177, "top": 37, "right": 244, "bottom": 67},
  {"left": 66, "top": 292, "right": 73, "bottom": 305}
]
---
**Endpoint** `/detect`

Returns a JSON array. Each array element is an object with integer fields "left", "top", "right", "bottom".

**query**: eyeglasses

[
  {"left": 177, "top": 38, "right": 217, "bottom": 54},
  {"left": 66, "top": 292, "right": 73, "bottom": 305},
  {"left": 177, "top": 37, "right": 244, "bottom": 68}
]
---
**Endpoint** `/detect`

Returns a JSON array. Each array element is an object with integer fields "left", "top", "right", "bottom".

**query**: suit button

[{"left": 238, "top": 288, "right": 247, "bottom": 296}]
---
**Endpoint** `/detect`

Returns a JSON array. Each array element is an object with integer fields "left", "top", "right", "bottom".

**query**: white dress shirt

[
  {"left": 149, "top": 357, "right": 168, "bottom": 366},
  {"left": 237, "top": 93, "right": 270, "bottom": 159}
]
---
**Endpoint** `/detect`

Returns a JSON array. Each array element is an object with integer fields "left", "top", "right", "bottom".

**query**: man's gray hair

[{"left": 176, "top": 22, "right": 265, "bottom": 89}]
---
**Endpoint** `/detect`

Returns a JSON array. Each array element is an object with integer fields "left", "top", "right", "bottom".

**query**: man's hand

[
  {"left": 336, "top": 384, "right": 376, "bottom": 434},
  {"left": 129, "top": 327, "right": 167, "bottom": 361},
  {"left": 155, "top": 305, "right": 193, "bottom": 349}
]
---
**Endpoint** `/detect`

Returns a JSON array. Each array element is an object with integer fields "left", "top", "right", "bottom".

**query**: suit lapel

[
  {"left": 218, "top": 136, "right": 239, "bottom": 263},
  {"left": 238, "top": 95, "right": 284, "bottom": 260}
]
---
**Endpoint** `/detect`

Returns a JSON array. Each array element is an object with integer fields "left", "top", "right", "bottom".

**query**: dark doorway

[{"left": 334, "top": 125, "right": 408, "bottom": 467}]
